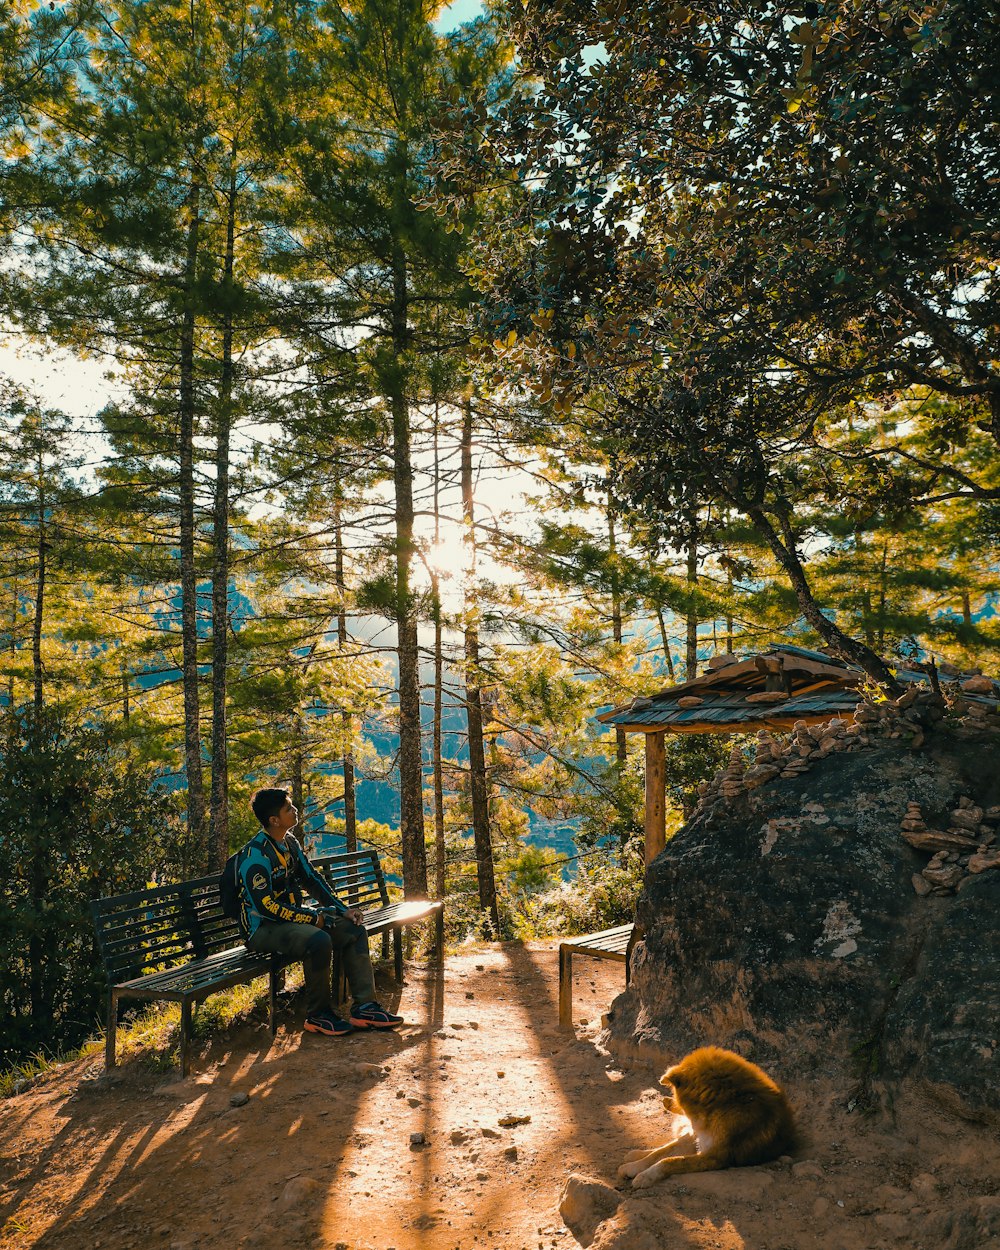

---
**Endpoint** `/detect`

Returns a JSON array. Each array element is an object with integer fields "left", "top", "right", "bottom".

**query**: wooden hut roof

[{"left": 598, "top": 644, "right": 865, "bottom": 734}]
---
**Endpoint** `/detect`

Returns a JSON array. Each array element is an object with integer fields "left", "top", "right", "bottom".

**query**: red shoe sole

[{"left": 303, "top": 1021, "right": 353, "bottom": 1036}]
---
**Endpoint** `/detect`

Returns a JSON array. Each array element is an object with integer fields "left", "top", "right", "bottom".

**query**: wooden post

[
  {"left": 559, "top": 943, "right": 574, "bottom": 1029},
  {"left": 644, "top": 731, "right": 666, "bottom": 865}
]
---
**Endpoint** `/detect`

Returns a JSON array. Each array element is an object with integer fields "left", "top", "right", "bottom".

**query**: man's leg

[
  {"left": 325, "top": 915, "right": 403, "bottom": 1029},
  {"left": 249, "top": 921, "right": 333, "bottom": 1017},
  {"left": 325, "top": 914, "right": 377, "bottom": 1005}
]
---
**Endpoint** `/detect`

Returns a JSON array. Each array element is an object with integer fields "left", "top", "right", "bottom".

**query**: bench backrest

[
  {"left": 91, "top": 875, "right": 244, "bottom": 983},
  {"left": 311, "top": 848, "right": 391, "bottom": 911}
]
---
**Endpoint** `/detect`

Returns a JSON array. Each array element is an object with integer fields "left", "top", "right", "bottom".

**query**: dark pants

[{"left": 248, "top": 915, "right": 376, "bottom": 1016}]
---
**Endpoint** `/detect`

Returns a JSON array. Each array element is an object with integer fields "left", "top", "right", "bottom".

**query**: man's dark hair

[{"left": 251, "top": 787, "right": 289, "bottom": 830}]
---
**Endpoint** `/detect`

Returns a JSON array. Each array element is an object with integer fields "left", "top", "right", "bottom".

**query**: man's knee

[{"left": 304, "top": 928, "right": 333, "bottom": 966}]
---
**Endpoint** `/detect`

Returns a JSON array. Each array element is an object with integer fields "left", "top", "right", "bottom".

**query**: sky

[{"left": 435, "top": 0, "right": 485, "bottom": 30}]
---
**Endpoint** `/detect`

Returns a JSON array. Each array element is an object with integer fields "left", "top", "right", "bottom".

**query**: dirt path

[{"left": 1, "top": 942, "right": 998, "bottom": 1250}]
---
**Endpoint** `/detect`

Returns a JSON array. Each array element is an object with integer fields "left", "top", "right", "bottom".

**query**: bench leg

[
  {"left": 393, "top": 928, "right": 403, "bottom": 985},
  {"left": 559, "top": 946, "right": 573, "bottom": 1030},
  {"left": 269, "top": 965, "right": 279, "bottom": 1037},
  {"left": 180, "top": 1001, "right": 192, "bottom": 1078},
  {"left": 332, "top": 950, "right": 345, "bottom": 1007},
  {"left": 434, "top": 908, "right": 444, "bottom": 965},
  {"left": 106, "top": 990, "right": 119, "bottom": 1070}
]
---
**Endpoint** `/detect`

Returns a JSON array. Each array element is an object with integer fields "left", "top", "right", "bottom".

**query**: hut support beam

[{"left": 644, "top": 730, "right": 666, "bottom": 864}]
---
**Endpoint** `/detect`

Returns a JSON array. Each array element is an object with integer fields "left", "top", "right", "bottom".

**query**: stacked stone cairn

[
  {"left": 693, "top": 672, "right": 1000, "bottom": 821},
  {"left": 903, "top": 798, "right": 1000, "bottom": 895}
]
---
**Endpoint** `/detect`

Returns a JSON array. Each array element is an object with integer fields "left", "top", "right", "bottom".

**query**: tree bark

[
  {"left": 208, "top": 150, "right": 238, "bottom": 871},
  {"left": 178, "top": 180, "right": 207, "bottom": 862},
  {"left": 7, "top": 573, "right": 17, "bottom": 713},
  {"left": 461, "top": 394, "right": 498, "bottom": 930},
  {"left": 877, "top": 543, "right": 888, "bottom": 652},
  {"left": 333, "top": 490, "right": 357, "bottom": 854},
  {"left": 431, "top": 410, "right": 446, "bottom": 900},
  {"left": 290, "top": 712, "right": 305, "bottom": 818},
  {"left": 655, "top": 605, "right": 675, "bottom": 680},
  {"left": 749, "top": 504, "right": 901, "bottom": 691},
  {"left": 389, "top": 153, "right": 427, "bottom": 897},
  {"left": 607, "top": 493, "right": 627, "bottom": 768},
  {"left": 32, "top": 457, "right": 45, "bottom": 716},
  {"left": 685, "top": 521, "right": 698, "bottom": 679}
]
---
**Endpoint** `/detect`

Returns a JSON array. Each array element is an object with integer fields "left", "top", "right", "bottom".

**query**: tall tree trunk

[
  {"left": 209, "top": 152, "right": 237, "bottom": 871},
  {"left": 861, "top": 589, "right": 875, "bottom": 648},
  {"left": 607, "top": 492, "right": 626, "bottom": 768},
  {"left": 32, "top": 462, "right": 45, "bottom": 715},
  {"left": 388, "top": 171, "right": 427, "bottom": 897},
  {"left": 748, "top": 504, "right": 901, "bottom": 691},
  {"left": 461, "top": 394, "right": 498, "bottom": 930},
  {"left": 7, "top": 574, "right": 17, "bottom": 713},
  {"left": 290, "top": 712, "right": 305, "bottom": 823},
  {"left": 431, "top": 409, "right": 446, "bottom": 900},
  {"left": 655, "top": 606, "right": 675, "bottom": 680},
  {"left": 877, "top": 543, "right": 889, "bottom": 652},
  {"left": 179, "top": 181, "right": 207, "bottom": 861},
  {"left": 961, "top": 589, "right": 972, "bottom": 628},
  {"left": 685, "top": 521, "right": 698, "bottom": 679},
  {"left": 333, "top": 489, "right": 357, "bottom": 854}
]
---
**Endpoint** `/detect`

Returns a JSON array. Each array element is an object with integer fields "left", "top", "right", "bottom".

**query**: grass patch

[
  {"left": 112, "top": 968, "right": 306, "bottom": 1070},
  {"left": 1, "top": 968, "right": 307, "bottom": 1090},
  {"left": 0, "top": 1038, "right": 103, "bottom": 1098}
]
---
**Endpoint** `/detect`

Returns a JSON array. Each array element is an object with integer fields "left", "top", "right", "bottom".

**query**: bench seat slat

[
  {"left": 561, "top": 924, "right": 633, "bottom": 955},
  {"left": 115, "top": 957, "right": 289, "bottom": 1003},
  {"left": 115, "top": 945, "right": 271, "bottom": 985},
  {"left": 362, "top": 900, "right": 443, "bottom": 934}
]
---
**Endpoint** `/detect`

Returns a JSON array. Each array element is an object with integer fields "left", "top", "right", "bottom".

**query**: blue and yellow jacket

[{"left": 236, "top": 830, "right": 347, "bottom": 940}]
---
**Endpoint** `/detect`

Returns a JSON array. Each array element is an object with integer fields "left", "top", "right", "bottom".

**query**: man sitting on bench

[{"left": 237, "top": 787, "right": 403, "bottom": 1038}]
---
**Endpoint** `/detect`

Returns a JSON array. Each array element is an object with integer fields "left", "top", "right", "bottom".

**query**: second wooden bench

[{"left": 558, "top": 922, "right": 636, "bottom": 1029}]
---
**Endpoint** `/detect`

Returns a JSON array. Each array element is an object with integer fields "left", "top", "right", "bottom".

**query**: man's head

[{"left": 251, "top": 787, "right": 295, "bottom": 836}]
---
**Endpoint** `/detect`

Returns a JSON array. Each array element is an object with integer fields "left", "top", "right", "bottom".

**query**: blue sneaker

[
  {"left": 304, "top": 1009, "right": 354, "bottom": 1037},
  {"left": 350, "top": 1001, "right": 403, "bottom": 1029}
]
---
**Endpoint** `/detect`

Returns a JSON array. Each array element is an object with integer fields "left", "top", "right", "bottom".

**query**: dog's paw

[
  {"left": 623, "top": 1148, "right": 651, "bottom": 1163},
  {"left": 631, "top": 1167, "right": 661, "bottom": 1190}
]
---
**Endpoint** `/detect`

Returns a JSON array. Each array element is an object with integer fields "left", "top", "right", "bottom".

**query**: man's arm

[
  {"left": 240, "top": 845, "right": 326, "bottom": 927},
  {"left": 288, "top": 837, "right": 349, "bottom": 915}
]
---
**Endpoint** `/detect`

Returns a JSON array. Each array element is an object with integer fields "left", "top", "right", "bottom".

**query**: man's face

[{"left": 269, "top": 798, "right": 298, "bottom": 838}]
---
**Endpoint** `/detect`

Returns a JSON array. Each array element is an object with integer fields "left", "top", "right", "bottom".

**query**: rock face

[{"left": 604, "top": 731, "right": 1000, "bottom": 1123}]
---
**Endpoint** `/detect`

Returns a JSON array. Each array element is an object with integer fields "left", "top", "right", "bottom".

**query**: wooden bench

[
  {"left": 558, "top": 922, "right": 636, "bottom": 1029},
  {"left": 313, "top": 848, "right": 444, "bottom": 995},
  {"left": 91, "top": 876, "right": 294, "bottom": 1078}
]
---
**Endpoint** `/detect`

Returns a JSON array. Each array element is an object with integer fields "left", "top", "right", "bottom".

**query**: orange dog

[{"left": 618, "top": 1046, "right": 796, "bottom": 1189}]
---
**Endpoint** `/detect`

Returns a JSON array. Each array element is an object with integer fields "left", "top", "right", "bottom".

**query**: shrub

[{"left": 0, "top": 710, "right": 183, "bottom": 1068}]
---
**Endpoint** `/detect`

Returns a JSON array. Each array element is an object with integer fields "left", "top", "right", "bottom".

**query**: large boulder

[{"left": 604, "top": 731, "right": 1000, "bottom": 1122}]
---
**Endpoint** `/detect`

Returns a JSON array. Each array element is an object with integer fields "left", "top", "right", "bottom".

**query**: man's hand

[{"left": 344, "top": 907, "right": 365, "bottom": 926}]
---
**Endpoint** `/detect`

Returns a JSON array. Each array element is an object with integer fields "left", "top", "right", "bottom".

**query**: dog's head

[{"left": 658, "top": 1064, "right": 686, "bottom": 1116}]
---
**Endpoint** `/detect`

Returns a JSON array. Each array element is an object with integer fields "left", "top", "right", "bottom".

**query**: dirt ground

[{"left": 1, "top": 941, "right": 998, "bottom": 1250}]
